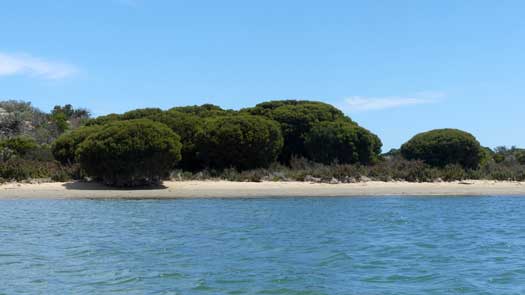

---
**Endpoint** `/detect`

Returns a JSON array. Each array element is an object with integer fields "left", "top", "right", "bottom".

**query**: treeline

[
  {"left": 51, "top": 101, "right": 381, "bottom": 186},
  {"left": 1, "top": 99, "right": 524, "bottom": 186}
]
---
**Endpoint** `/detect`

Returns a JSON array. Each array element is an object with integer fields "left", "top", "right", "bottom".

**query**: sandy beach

[{"left": 0, "top": 180, "right": 525, "bottom": 199}]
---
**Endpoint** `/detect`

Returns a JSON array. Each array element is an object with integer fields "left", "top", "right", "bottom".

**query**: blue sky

[{"left": 0, "top": 0, "right": 524, "bottom": 151}]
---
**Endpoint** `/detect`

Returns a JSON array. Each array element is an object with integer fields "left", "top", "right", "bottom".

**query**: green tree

[
  {"left": 122, "top": 108, "right": 164, "bottom": 120},
  {"left": 51, "top": 112, "right": 69, "bottom": 133},
  {"left": 51, "top": 125, "right": 103, "bottom": 164},
  {"left": 479, "top": 146, "right": 495, "bottom": 165},
  {"left": 85, "top": 108, "right": 208, "bottom": 170},
  {"left": 147, "top": 110, "right": 205, "bottom": 170},
  {"left": 51, "top": 104, "right": 91, "bottom": 129},
  {"left": 169, "top": 104, "right": 234, "bottom": 117},
  {"left": 243, "top": 100, "right": 349, "bottom": 163},
  {"left": 77, "top": 119, "right": 182, "bottom": 187},
  {"left": 400, "top": 129, "right": 483, "bottom": 169},
  {"left": 52, "top": 104, "right": 90, "bottom": 119},
  {"left": 85, "top": 113, "right": 122, "bottom": 126},
  {"left": 198, "top": 115, "right": 283, "bottom": 170},
  {"left": 304, "top": 120, "right": 382, "bottom": 165}
]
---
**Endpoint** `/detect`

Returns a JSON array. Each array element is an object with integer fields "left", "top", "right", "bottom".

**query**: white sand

[{"left": 1, "top": 180, "right": 525, "bottom": 199}]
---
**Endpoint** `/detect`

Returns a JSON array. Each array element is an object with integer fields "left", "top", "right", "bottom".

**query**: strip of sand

[{"left": 1, "top": 180, "right": 525, "bottom": 199}]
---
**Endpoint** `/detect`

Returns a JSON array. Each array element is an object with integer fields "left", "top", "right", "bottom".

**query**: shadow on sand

[{"left": 62, "top": 181, "right": 168, "bottom": 191}]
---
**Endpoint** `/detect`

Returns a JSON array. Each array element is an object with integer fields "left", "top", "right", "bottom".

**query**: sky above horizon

[{"left": 1, "top": 0, "right": 524, "bottom": 151}]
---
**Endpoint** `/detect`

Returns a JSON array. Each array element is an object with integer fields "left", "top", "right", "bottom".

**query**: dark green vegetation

[
  {"left": 197, "top": 115, "right": 283, "bottom": 170},
  {"left": 304, "top": 120, "right": 381, "bottom": 165},
  {"left": 1, "top": 99, "right": 525, "bottom": 186},
  {"left": 243, "top": 100, "right": 374, "bottom": 163},
  {"left": 52, "top": 125, "right": 102, "bottom": 165},
  {"left": 77, "top": 120, "right": 182, "bottom": 187},
  {"left": 401, "top": 129, "right": 483, "bottom": 169}
]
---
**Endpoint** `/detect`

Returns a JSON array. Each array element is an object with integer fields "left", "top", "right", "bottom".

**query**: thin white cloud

[
  {"left": 343, "top": 96, "right": 435, "bottom": 111},
  {"left": 0, "top": 52, "right": 77, "bottom": 79},
  {"left": 340, "top": 92, "right": 442, "bottom": 112}
]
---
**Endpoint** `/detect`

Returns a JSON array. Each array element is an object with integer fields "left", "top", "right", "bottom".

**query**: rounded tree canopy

[
  {"left": 198, "top": 115, "right": 284, "bottom": 170},
  {"left": 245, "top": 100, "right": 347, "bottom": 123},
  {"left": 121, "top": 108, "right": 164, "bottom": 120},
  {"left": 77, "top": 119, "right": 182, "bottom": 187},
  {"left": 169, "top": 104, "right": 234, "bottom": 118},
  {"left": 400, "top": 128, "right": 483, "bottom": 169},
  {"left": 146, "top": 110, "right": 205, "bottom": 171},
  {"left": 51, "top": 125, "right": 102, "bottom": 164},
  {"left": 243, "top": 100, "right": 351, "bottom": 162},
  {"left": 85, "top": 113, "right": 122, "bottom": 126},
  {"left": 305, "top": 120, "right": 382, "bottom": 165}
]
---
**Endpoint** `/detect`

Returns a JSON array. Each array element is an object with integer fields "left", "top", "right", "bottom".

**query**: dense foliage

[
  {"left": 51, "top": 125, "right": 102, "bottom": 164},
  {"left": 122, "top": 108, "right": 163, "bottom": 120},
  {"left": 304, "top": 120, "right": 382, "bottom": 165},
  {"left": 4, "top": 99, "right": 525, "bottom": 186},
  {"left": 243, "top": 100, "right": 364, "bottom": 163},
  {"left": 0, "top": 137, "right": 38, "bottom": 157},
  {"left": 149, "top": 111, "right": 205, "bottom": 171},
  {"left": 0, "top": 135, "right": 74, "bottom": 183},
  {"left": 400, "top": 129, "right": 483, "bottom": 169},
  {"left": 169, "top": 104, "right": 234, "bottom": 117},
  {"left": 77, "top": 120, "right": 182, "bottom": 187},
  {"left": 197, "top": 115, "right": 284, "bottom": 170},
  {"left": 85, "top": 113, "right": 121, "bottom": 126},
  {"left": 86, "top": 108, "right": 207, "bottom": 171}
]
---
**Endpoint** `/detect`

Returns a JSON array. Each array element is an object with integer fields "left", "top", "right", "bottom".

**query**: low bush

[
  {"left": 0, "top": 137, "right": 38, "bottom": 156},
  {"left": 0, "top": 159, "right": 63, "bottom": 181}
]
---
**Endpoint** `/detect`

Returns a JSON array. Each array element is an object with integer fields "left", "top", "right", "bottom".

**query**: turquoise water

[{"left": 1, "top": 197, "right": 525, "bottom": 294}]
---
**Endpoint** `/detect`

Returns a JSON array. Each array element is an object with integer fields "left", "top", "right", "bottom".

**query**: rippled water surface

[{"left": 1, "top": 196, "right": 525, "bottom": 294}]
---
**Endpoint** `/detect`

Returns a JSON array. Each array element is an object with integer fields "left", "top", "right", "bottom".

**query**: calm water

[{"left": 1, "top": 196, "right": 525, "bottom": 294}]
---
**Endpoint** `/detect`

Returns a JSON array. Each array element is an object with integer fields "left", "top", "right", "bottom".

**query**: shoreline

[{"left": 1, "top": 180, "right": 525, "bottom": 199}]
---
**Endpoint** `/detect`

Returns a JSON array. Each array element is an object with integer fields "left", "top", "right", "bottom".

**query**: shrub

[
  {"left": 25, "top": 144, "right": 55, "bottom": 162},
  {"left": 85, "top": 113, "right": 122, "bottom": 126},
  {"left": 493, "top": 153, "right": 506, "bottom": 164},
  {"left": 400, "top": 129, "right": 483, "bottom": 169},
  {"left": 51, "top": 125, "right": 102, "bottom": 164},
  {"left": 0, "top": 136, "right": 38, "bottom": 156},
  {"left": 515, "top": 150, "right": 525, "bottom": 165},
  {"left": 0, "top": 159, "right": 62, "bottom": 181},
  {"left": 77, "top": 119, "right": 182, "bottom": 187},
  {"left": 51, "top": 112, "right": 69, "bottom": 133},
  {"left": 85, "top": 108, "right": 210, "bottom": 171},
  {"left": 304, "top": 120, "right": 382, "bottom": 165},
  {"left": 122, "top": 108, "right": 164, "bottom": 120},
  {"left": 440, "top": 164, "right": 467, "bottom": 181},
  {"left": 366, "top": 158, "right": 437, "bottom": 182},
  {"left": 479, "top": 147, "right": 494, "bottom": 165},
  {"left": 197, "top": 115, "right": 284, "bottom": 170},
  {"left": 51, "top": 168, "right": 74, "bottom": 182},
  {"left": 146, "top": 110, "right": 205, "bottom": 171},
  {"left": 169, "top": 104, "right": 233, "bottom": 117},
  {"left": 243, "top": 100, "right": 348, "bottom": 163}
]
